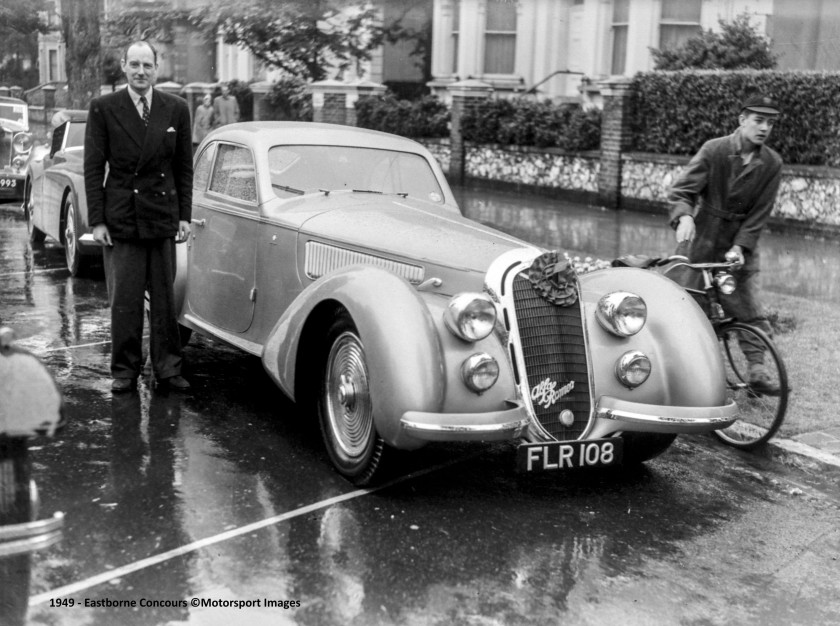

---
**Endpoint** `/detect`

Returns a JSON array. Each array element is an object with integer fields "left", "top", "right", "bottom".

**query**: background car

[
  {"left": 24, "top": 110, "right": 98, "bottom": 276},
  {"left": 0, "top": 96, "right": 33, "bottom": 207},
  {"left": 177, "top": 121, "right": 738, "bottom": 485}
]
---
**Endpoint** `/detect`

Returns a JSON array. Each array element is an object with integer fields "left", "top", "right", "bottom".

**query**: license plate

[
  {"left": 0, "top": 179, "right": 16, "bottom": 189},
  {"left": 517, "top": 438, "right": 623, "bottom": 472}
]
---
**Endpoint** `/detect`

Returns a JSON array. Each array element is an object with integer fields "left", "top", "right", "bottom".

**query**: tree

[
  {"left": 197, "top": 0, "right": 394, "bottom": 82},
  {"left": 0, "top": 0, "right": 48, "bottom": 88},
  {"left": 62, "top": 0, "right": 103, "bottom": 109},
  {"left": 651, "top": 13, "right": 777, "bottom": 70}
]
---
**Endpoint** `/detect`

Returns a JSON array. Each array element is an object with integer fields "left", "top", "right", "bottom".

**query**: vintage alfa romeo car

[
  {"left": 0, "top": 96, "right": 34, "bottom": 206},
  {"left": 23, "top": 110, "right": 96, "bottom": 276},
  {"left": 176, "top": 122, "right": 738, "bottom": 484}
]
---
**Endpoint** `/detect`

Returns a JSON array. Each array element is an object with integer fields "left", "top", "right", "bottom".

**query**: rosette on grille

[{"left": 528, "top": 251, "right": 578, "bottom": 306}]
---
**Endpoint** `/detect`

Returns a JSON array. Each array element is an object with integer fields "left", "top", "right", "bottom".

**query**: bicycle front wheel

[{"left": 713, "top": 322, "right": 788, "bottom": 450}]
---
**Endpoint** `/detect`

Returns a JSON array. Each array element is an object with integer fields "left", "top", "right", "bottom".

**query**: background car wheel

[
  {"left": 619, "top": 432, "right": 676, "bottom": 465},
  {"left": 317, "top": 310, "right": 387, "bottom": 486},
  {"left": 25, "top": 184, "right": 46, "bottom": 246},
  {"left": 62, "top": 198, "right": 88, "bottom": 277}
]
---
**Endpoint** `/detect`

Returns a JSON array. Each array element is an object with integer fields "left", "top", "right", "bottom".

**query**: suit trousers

[{"left": 103, "top": 238, "right": 181, "bottom": 380}]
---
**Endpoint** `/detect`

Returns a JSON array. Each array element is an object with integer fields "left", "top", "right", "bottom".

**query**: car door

[{"left": 185, "top": 141, "right": 259, "bottom": 333}]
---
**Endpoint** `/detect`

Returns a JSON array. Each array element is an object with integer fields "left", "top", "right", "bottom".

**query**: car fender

[
  {"left": 262, "top": 265, "right": 444, "bottom": 448},
  {"left": 578, "top": 267, "right": 728, "bottom": 408}
]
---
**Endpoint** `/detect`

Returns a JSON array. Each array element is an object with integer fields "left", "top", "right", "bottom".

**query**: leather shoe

[
  {"left": 111, "top": 378, "right": 136, "bottom": 392},
  {"left": 158, "top": 375, "right": 191, "bottom": 391}
]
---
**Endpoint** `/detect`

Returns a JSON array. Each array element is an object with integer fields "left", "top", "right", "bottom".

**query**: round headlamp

[
  {"left": 461, "top": 353, "right": 499, "bottom": 394},
  {"left": 444, "top": 293, "right": 496, "bottom": 342},
  {"left": 596, "top": 292, "right": 647, "bottom": 337},
  {"left": 13, "top": 132, "right": 33, "bottom": 154},
  {"left": 715, "top": 272, "right": 737, "bottom": 295},
  {"left": 615, "top": 350, "right": 651, "bottom": 388}
]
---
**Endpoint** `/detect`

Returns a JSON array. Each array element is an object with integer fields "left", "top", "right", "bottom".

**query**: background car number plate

[
  {"left": 0, "top": 179, "right": 16, "bottom": 188},
  {"left": 517, "top": 438, "right": 623, "bottom": 472}
]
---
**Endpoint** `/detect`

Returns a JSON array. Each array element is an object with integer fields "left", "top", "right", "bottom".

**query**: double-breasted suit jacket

[
  {"left": 668, "top": 131, "right": 782, "bottom": 272},
  {"left": 84, "top": 87, "right": 193, "bottom": 239}
]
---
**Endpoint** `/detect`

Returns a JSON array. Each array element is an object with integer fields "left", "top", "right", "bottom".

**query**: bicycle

[{"left": 613, "top": 255, "right": 789, "bottom": 450}]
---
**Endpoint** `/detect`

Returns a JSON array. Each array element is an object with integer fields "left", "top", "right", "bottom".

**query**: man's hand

[
  {"left": 176, "top": 220, "right": 191, "bottom": 243},
  {"left": 92, "top": 223, "right": 112, "bottom": 247},
  {"left": 675, "top": 215, "right": 696, "bottom": 243},
  {"left": 725, "top": 245, "right": 745, "bottom": 268}
]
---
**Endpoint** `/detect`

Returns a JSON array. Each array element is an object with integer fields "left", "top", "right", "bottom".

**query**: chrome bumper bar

[
  {"left": 594, "top": 396, "right": 738, "bottom": 434},
  {"left": 400, "top": 401, "right": 530, "bottom": 441}
]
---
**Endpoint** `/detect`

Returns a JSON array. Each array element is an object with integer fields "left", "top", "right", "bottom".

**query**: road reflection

[{"left": 454, "top": 186, "right": 840, "bottom": 303}]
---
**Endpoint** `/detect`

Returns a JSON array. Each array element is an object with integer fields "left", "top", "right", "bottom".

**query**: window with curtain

[
  {"left": 659, "top": 0, "right": 702, "bottom": 51},
  {"left": 483, "top": 0, "right": 516, "bottom": 74},
  {"left": 611, "top": 0, "right": 629, "bottom": 75}
]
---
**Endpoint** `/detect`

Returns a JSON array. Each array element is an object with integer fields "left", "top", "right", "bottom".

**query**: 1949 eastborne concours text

[{"left": 49, "top": 598, "right": 301, "bottom": 609}]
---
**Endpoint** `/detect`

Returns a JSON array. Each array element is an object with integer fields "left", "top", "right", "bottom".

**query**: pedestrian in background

[
  {"left": 192, "top": 93, "right": 214, "bottom": 150},
  {"left": 84, "top": 40, "right": 193, "bottom": 392},
  {"left": 212, "top": 82, "right": 240, "bottom": 128},
  {"left": 668, "top": 94, "right": 783, "bottom": 390}
]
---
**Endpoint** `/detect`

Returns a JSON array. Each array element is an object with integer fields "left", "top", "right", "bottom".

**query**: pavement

[{"left": 773, "top": 427, "right": 840, "bottom": 469}]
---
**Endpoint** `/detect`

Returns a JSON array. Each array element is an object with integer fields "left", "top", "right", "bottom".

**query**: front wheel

[
  {"left": 317, "top": 310, "right": 387, "bottom": 486},
  {"left": 25, "top": 182, "right": 46, "bottom": 246},
  {"left": 713, "top": 322, "right": 788, "bottom": 450},
  {"left": 620, "top": 432, "right": 676, "bottom": 464},
  {"left": 63, "top": 198, "right": 89, "bottom": 277}
]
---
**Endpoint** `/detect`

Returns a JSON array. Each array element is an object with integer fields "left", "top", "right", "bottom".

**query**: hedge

[
  {"left": 461, "top": 98, "right": 601, "bottom": 151},
  {"left": 355, "top": 94, "right": 449, "bottom": 138},
  {"left": 631, "top": 70, "right": 840, "bottom": 167}
]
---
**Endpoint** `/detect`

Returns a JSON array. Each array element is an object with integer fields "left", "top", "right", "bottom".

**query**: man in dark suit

[{"left": 84, "top": 41, "right": 193, "bottom": 392}]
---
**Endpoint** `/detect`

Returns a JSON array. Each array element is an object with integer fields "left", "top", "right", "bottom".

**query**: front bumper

[
  {"left": 592, "top": 395, "right": 738, "bottom": 435},
  {"left": 400, "top": 401, "right": 530, "bottom": 441},
  {"left": 0, "top": 171, "right": 25, "bottom": 202}
]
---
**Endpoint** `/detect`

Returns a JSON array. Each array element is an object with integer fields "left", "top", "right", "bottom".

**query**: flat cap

[{"left": 741, "top": 95, "right": 780, "bottom": 116}]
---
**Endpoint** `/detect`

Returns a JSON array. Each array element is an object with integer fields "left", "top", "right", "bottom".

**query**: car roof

[
  {"left": 52, "top": 109, "right": 88, "bottom": 125},
  {"left": 209, "top": 121, "right": 430, "bottom": 153},
  {"left": 0, "top": 96, "right": 26, "bottom": 105}
]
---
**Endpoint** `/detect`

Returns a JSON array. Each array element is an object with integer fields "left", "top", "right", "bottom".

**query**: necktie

[{"left": 139, "top": 95, "right": 150, "bottom": 126}]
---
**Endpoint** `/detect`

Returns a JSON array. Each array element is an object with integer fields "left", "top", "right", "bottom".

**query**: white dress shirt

[{"left": 127, "top": 87, "right": 152, "bottom": 121}]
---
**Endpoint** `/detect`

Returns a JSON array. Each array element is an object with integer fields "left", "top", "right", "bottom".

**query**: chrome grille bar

[{"left": 305, "top": 241, "right": 425, "bottom": 284}]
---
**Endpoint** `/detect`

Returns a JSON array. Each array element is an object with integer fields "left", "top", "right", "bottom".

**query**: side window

[
  {"left": 209, "top": 144, "right": 257, "bottom": 204},
  {"left": 193, "top": 143, "right": 215, "bottom": 193},
  {"left": 50, "top": 123, "right": 67, "bottom": 157}
]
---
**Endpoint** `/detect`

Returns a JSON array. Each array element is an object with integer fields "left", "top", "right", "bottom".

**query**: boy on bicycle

[{"left": 668, "top": 95, "right": 783, "bottom": 391}]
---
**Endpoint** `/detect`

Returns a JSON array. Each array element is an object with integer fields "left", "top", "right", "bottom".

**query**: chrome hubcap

[{"left": 324, "top": 331, "right": 372, "bottom": 460}]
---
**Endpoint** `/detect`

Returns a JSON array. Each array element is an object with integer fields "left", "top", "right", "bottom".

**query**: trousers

[{"left": 103, "top": 238, "right": 181, "bottom": 380}]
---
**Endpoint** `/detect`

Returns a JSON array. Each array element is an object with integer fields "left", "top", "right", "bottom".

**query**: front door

[{"left": 185, "top": 142, "right": 259, "bottom": 333}]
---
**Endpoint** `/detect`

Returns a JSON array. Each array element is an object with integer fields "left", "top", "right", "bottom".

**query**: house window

[
  {"left": 611, "top": 0, "right": 629, "bottom": 75},
  {"left": 659, "top": 0, "right": 702, "bottom": 51},
  {"left": 484, "top": 0, "right": 516, "bottom": 74},
  {"left": 48, "top": 49, "right": 59, "bottom": 82},
  {"left": 452, "top": 0, "right": 460, "bottom": 74}
]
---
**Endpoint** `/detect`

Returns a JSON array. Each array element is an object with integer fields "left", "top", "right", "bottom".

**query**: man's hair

[{"left": 122, "top": 40, "right": 158, "bottom": 65}]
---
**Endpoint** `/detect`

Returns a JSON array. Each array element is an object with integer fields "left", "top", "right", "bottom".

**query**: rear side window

[
  {"left": 193, "top": 143, "right": 215, "bottom": 193},
  {"left": 209, "top": 144, "right": 257, "bottom": 204}
]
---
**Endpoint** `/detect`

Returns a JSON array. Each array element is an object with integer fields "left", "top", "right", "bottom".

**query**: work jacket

[{"left": 668, "top": 130, "right": 782, "bottom": 271}]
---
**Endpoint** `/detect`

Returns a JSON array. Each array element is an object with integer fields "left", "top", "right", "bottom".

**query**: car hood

[{"left": 298, "top": 194, "right": 537, "bottom": 273}]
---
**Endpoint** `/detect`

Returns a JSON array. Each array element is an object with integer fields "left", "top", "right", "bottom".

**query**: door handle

[{"left": 191, "top": 218, "right": 206, "bottom": 227}]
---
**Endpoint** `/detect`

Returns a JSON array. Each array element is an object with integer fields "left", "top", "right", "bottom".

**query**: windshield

[
  {"left": 0, "top": 102, "right": 27, "bottom": 126},
  {"left": 267, "top": 145, "right": 444, "bottom": 203},
  {"left": 65, "top": 122, "right": 86, "bottom": 149}
]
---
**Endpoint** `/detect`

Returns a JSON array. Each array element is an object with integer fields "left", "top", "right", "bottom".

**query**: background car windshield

[
  {"left": 65, "top": 122, "right": 86, "bottom": 149},
  {"left": 0, "top": 103, "right": 27, "bottom": 125},
  {"left": 268, "top": 145, "right": 444, "bottom": 203}
]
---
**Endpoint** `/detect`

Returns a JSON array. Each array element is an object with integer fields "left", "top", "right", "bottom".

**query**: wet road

[{"left": 1, "top": 200, "right": 840, "bottom": 626}]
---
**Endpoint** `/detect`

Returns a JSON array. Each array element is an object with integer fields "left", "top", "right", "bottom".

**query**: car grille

[
  {"left": 0, "top": 130, "right": 11, "bottom": 168},
  {"left": 512, "top": 273, "right": 591, "bottom": 440}
]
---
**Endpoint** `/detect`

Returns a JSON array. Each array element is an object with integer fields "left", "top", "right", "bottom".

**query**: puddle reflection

[{"left": 455, "top": 186, "right": 840, "bottom": 303}]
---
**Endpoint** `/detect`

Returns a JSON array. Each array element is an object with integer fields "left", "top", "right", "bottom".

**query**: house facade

[{"left": 428, "top": 0, "right": 840, "bottom": 102}]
